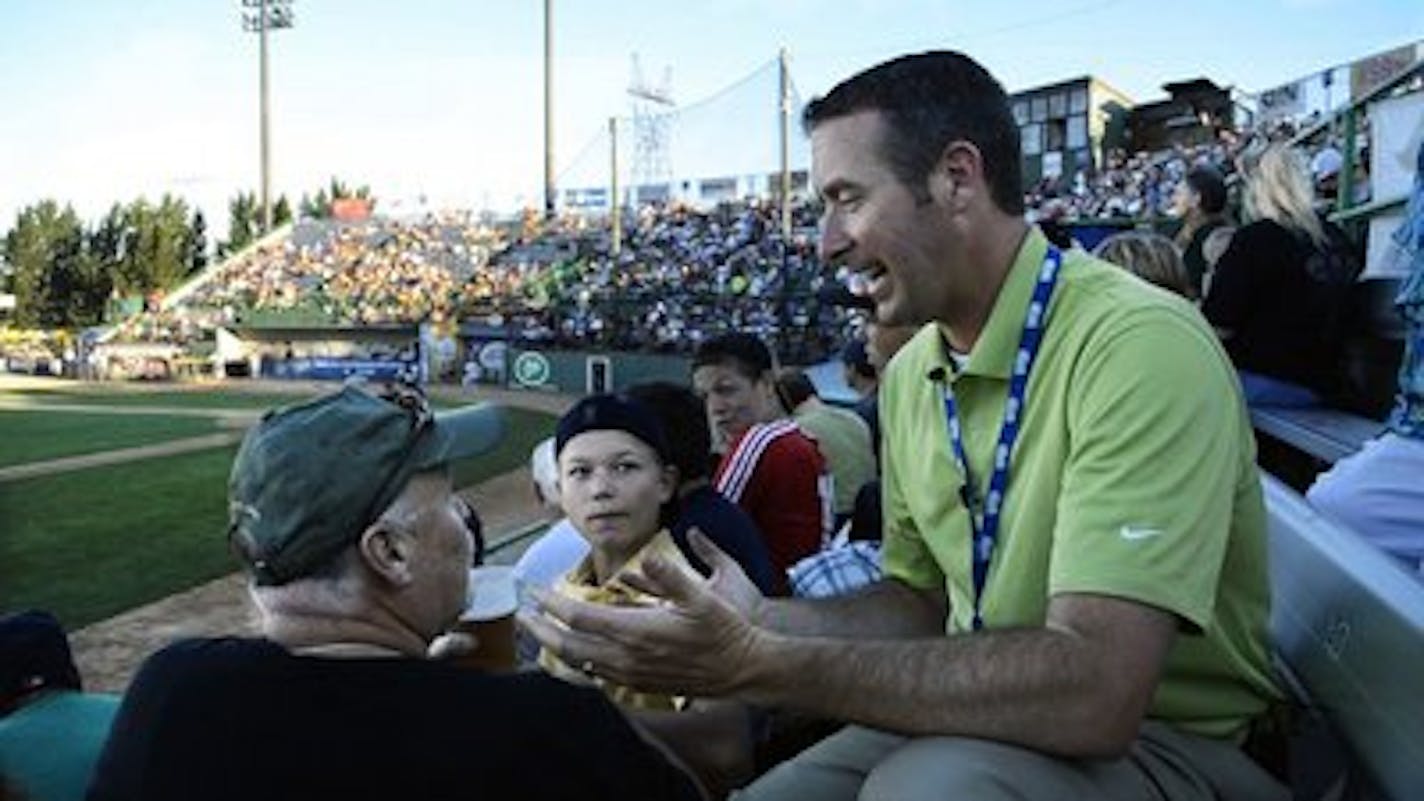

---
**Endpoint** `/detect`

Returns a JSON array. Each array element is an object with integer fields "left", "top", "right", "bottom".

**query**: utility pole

[
  {"left": 610, "top": 117, "right": 621, "bottom": 256},
  {"left": 779, "top": 47, "right": 792, "bottom": 242},
  {"left": 241, "top": 0, "right": 294, "bottom": 234},
  {"left": 543, "top": 0, "right": 556, "bottom": 220}
]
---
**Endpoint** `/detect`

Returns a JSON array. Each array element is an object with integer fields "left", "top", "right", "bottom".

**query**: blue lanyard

[{"left": 942, "top": 246, "right": 1062, "bottom": 631}]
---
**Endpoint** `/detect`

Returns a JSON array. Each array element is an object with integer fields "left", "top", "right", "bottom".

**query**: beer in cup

[{"left": 454, "top": 565, "right": 518, "bottom": 672}]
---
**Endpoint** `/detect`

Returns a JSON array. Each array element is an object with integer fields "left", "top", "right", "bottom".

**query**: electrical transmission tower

[{"left": 628, "top": 54, "right": 675, "bottom": 200}]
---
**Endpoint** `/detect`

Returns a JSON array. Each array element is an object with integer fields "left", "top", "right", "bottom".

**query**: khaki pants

[{"left": 736, "top": 721, "right": 1288, "bottom": 801}]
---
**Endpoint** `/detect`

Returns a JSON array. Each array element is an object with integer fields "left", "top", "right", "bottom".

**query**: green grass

[
  {"left": 0, "top": 410, "right": 221, "bottom": 467},
  {"left": 0, "top": 446, "right": 242, "bottom": 630},
  {"left": 0, "top": 406, "right": 557, "bottom": 629}
]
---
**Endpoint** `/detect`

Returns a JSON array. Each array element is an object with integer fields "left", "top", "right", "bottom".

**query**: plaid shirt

[{"left": 787, "top": 541, "right": 882, "bottom": 599}]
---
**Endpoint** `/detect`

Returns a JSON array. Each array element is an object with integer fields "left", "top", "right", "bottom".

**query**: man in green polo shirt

[{"left": 525, "top": 50, "right": 1283, "bottom": 801}]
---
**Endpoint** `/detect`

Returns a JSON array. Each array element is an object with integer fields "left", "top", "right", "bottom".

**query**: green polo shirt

[{"left": 880, "top": 227, "right": 1280, "bottom": 740}]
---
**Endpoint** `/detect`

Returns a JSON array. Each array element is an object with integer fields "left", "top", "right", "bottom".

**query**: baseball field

[{"left": 0, "top": 376, "right": 567, "bottom": 690}]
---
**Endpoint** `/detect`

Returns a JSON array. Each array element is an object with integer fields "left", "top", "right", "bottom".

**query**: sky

[{"left": 1, "top": 0, "right": 1421, "bottom": 237}]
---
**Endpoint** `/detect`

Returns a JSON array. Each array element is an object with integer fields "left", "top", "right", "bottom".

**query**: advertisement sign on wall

[{"left": 512, "top": 350, "right": 553, "bottom": 388}]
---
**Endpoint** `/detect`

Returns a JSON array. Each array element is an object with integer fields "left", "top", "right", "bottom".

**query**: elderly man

[
  {"left": 87, "top": 385, "right": 702, "bottom": 801},
  {"left": 527, "top": 51, "right": 1283, "bottom": 801}
]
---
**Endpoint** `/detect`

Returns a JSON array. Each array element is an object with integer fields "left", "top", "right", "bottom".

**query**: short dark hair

[
  {"left": 1, "top": 610, "right": 82, "bottom": 707},
  {"left": 773, "top": 369, "right": 818, "bottom": 411},
  {"left": 691, "top": 333, "right": 773, "bottom": 383},
  {"left": 627, "top": 382, "right": 712, "bottom": 482},
  {"left": 1186, "top": 166, "right": 1227, "bottom": 215},
  {"left": 803, "top": 51, "right": 1024, "bottom": 215},
  {"left": 842, "top": 340, "right": 876, "bottom": 381}
]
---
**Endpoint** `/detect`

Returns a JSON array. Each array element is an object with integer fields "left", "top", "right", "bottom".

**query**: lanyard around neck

[{"left": 942, "top": 245, "right": 1062, "bottom": 632}]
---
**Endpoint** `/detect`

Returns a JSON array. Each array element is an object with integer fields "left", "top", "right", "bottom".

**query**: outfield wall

[{"left": 501, "top": 347, "right": 691, "bottom": 395}]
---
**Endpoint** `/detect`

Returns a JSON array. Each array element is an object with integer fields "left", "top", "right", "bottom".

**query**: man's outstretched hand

[{"left": 519, "top": 529, "right": 770, "bottom": 697}]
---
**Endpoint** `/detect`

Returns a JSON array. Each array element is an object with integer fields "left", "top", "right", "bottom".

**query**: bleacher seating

[
  {"left": 1261, "top": 472, "right": 1424, "bottom": 800},
  {"left": 1250, "top": 408, "right": 1385, "bottom": 466}
]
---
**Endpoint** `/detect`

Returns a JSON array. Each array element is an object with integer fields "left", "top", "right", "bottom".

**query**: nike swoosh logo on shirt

[{"left": 1119, "top": 526, "right": 1164, "bottom": 541}]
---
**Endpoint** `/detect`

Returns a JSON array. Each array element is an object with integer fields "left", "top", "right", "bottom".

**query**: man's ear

[
  {"left": 358, "top": 522, "right": 417, "bottom": 588},
  {"left": 929, "top": 140, "right": 984, "bottom": 211}
]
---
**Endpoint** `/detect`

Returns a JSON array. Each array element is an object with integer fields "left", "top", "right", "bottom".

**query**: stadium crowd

[
  {"left": 108, "top": 213, "right": 506, "bottom": 344},
  {"left": 1025, "top": 141, "right": 1236, "bottom": 221},
  {"left": 480, "top": 199, "right": 847, "bottom": 362},
  {"left": 100, "top": 120, "right": 1361, "bottom": 359}
]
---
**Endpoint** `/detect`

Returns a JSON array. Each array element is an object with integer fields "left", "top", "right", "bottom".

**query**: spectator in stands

[
  {"left": 525, "top": 50, "right": 1283, "bottom": 801},
  {"left": 511, "top": 438, "right": 588, "bottom": 665},
  {"left": 1171, "top": 165, "right": 1230, "bottom": 296},
  {"left": 1093, "top": 231, "right": 1197, "bottom": 300},
  {"left": 843, "top": 320, "right": 920, "bottom": 544},
  {"left": 1200, "top": 226, "right": 1236, "bottom": 297},
  {"left": 513, "top": 438, "right": 588, "bottom": 593},
  {"left": 772, "top": 368, "right": 876, "bottom": 531},
  {"left": 772, "top": 365, "right": 884, "bottom": 602},
  {"left": 540, "top": 393, "right": 754, "bottom": 796},
  {"left": 0, "top": 610, "right": 120, "bottom": 801},
  {"left": 627, "top": 382, "right": 778, "bottom": 596},
  {"left": 1310, "top": 145, "right": 1344, "bottom": 205},
  {"left": 692, "top": 334, "right": 831, "bottom": 591},
  {"left": 1307, "top": 139, "right": 1424, "bottom": 573},
  {"left": 840, "top": 338, "right": 879, "bottom": 433},
  {"left": 1023, "top": 141, "right": 1237, "bottom": 224},
  {"left": 822, "top": 282, "right": 888, "bottom": 457},
  {"left": 87, "top": 385, "right": 701, "bottom": 801},
  {"left": 1203, "top": 142, "right": 1361, "bottom": 407}
]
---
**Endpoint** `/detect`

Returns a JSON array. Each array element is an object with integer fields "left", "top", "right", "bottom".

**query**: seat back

[{"left": 1263, "top": 472, "right": 1424, "bottom": 799}]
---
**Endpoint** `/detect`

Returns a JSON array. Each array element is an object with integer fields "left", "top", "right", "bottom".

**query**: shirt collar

[{"left": 924, "top": 226, "right": 1050, "bottom": 383}]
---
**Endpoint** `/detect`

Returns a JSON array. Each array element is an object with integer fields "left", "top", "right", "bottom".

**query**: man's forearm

[
  {"left": 753, "top": 578, "right": 945, "bottom": 639},
  {"left": 737, "top": 626, "right": 1143, "bottom": 758}
]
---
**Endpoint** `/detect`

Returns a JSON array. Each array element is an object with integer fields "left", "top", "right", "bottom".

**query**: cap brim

[{"left": 420, "top": 403, "right": 507, "bottom": 468}]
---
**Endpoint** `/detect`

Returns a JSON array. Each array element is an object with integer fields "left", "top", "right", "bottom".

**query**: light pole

[
  {"left": 543, "top": 0, "right": 556, "bottom": 220},
  {"left": 241, "top": 0, "right": 294, "bottom": 234},
  {"left": 779, "top": 47, "right": 791, "bottom": 242}
]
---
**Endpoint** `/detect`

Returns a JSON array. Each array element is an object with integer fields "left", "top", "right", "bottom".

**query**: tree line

[{"left": 0, "top": 179, "right": 373, "bottom": 329}]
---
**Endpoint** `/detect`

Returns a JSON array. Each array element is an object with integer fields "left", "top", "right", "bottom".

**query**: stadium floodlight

[
  {"left": 240, "top": 0, "right": 295, "bottom": 234},
  {"left": 544, "top": 0, "right": 554, "bottom": 220}
]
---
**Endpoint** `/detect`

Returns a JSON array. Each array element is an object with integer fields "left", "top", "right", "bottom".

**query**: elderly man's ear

[{"left": 359, "top": 523, "right": 417, "bottom": 587}]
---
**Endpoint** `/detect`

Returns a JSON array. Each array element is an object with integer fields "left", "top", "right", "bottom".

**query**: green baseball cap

[{"left": 227, "top": 385, "right": 505, "bottom": 586}]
